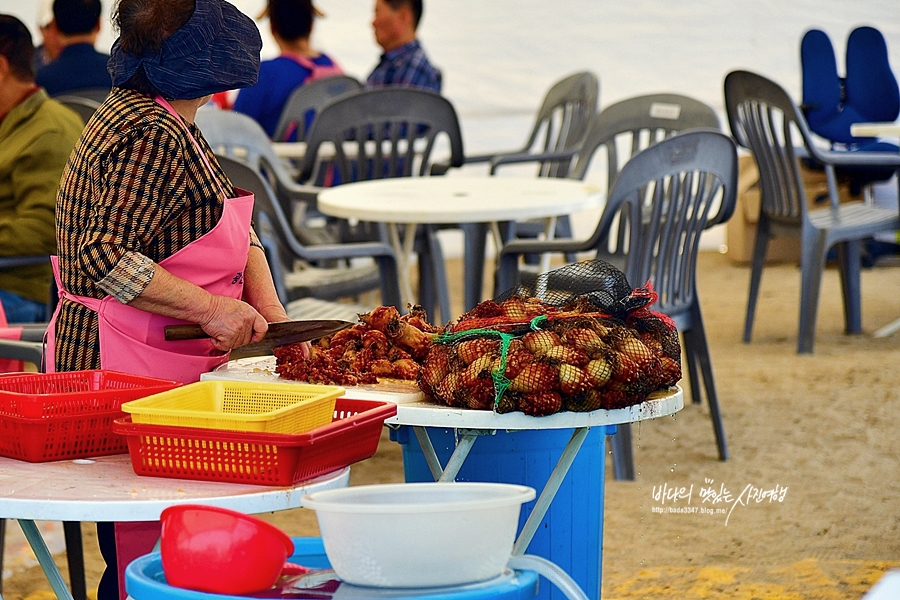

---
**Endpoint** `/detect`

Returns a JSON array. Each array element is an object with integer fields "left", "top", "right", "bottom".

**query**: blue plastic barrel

[
  {"left": 126, "top": 537, "right": 538, "bottom": 600},
  {"left": 390, "top": 425, "right": 614, "bottom": 600}
]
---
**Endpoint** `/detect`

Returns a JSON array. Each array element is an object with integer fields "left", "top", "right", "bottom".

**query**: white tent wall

[{"left": 6, "top": 0, "right": 898, "bottom": 252}]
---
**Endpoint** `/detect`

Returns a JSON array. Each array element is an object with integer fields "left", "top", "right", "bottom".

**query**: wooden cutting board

[{"left": 200, "top": 356, "right": 424, "bottom": 403}]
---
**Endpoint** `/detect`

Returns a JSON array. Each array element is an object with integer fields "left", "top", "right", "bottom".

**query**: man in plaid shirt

[{"left": 366, "top": 0, "right": 440, "bottom": 93}]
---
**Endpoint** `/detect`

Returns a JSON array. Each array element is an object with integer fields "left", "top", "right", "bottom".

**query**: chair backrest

[
  {"left": 297, "top": 87, "right": 465, "bottom": 184},
  {"left": 800, "top": 26, "right": 899, "bottom": 145},
  {"left": 590, "top": 130, "right": 737, "bottom": 318},
  {"left": 568, "top": 93, "right": 720, "bottom": 259},
  {"left": 724, "top": 70, "right": 819, "bottom": 226},
  {"left": 845, "top": 26, "right": 900, "bottom": 124},
  {"left": 194, "top": 108, "right": 301, "bottom": 212},
  {"left": 55, "top": 95, "right": 101, "bottom": 125},
  {"left": 570, "top": 93, "right": 721, "bottom": 188},
  {"left": 272, "top": 75, "right": 363, "bottom": 142},
  {"left": 800, "top": 29, "right": 843, "bottom": 137},
  {"left": 522, "top": 71, "right": 600, "bottom": 178}
]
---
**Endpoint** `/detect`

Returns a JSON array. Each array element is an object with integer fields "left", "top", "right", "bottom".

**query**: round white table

[
  {"left": 0, "top": 455, "right": 349, "bottom": 600},
  {"left": 317, "top": 177, "right": 604, "bottom": 322}
]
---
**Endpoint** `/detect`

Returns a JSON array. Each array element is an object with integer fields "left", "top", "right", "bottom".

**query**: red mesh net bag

[{"left": 418, "top": 260, "right": 681, "bottom": 416}]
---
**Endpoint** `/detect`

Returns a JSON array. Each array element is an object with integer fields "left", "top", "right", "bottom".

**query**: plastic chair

[
  {"left": 272, "top": 75, "right": 363, "bottom": 143},
  {"left": 724, "top": 70, "right": 900, "bottom": 354},
  {"left": 216, "top": 155, "right": 402, "bottom": 311},
  {"left": 497, "top": 130, "right": 738, "bottom": 479},
  {"left": 453, "top": 72, "right": 599, "bottom": 309},
  {"left": 485, "top": 94, "right": 720, "bottom": 307},
  {"left": 52, "top": 87, "right": 110, "bottom": 103},
  {"left": 194, "top": 107, "right": 333, "bottom": 244},
  {"left": 296, "top": 87, "right": 465, "bottom": 322}
]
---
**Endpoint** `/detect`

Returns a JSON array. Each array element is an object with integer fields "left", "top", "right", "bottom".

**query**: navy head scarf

[{"left": 108, "top": 0, "right": 262, "bottom": 99}]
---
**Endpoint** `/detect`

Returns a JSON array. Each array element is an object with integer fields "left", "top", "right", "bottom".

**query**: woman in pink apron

[{"left": 53, "top": 2, "right": 294, "bottom": 599}]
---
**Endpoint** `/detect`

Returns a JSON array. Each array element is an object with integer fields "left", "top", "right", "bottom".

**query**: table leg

[
  {"left": 874, "top": 318, "right": 900, "bottom": 338},
  {"left": 512, "top": 427, "right": 589, "bottom": 556},
  {"left": 387, "top": 223, "right": 418, "bottom": 308},
  {"left": 17, "top": 520, "right": 75, "bottom": 600},
  {"left": 411, "top": 426, "right": 484, "bottom": 482}
]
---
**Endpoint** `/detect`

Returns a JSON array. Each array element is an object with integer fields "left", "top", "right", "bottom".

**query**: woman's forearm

[{"left": 242, "top": 245, "right": 289, "bottom": 322}]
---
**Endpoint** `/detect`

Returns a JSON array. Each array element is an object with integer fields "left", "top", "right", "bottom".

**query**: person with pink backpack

[{"left": 233, "top": 0, "right": 343, "bottom": 138}]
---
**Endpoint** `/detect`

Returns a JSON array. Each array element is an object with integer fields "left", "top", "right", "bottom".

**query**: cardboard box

[{"left": 725, "top": 155, "right": 860, "bottom": 264}]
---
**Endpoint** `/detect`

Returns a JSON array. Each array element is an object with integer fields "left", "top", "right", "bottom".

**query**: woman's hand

[{"left": 199, "top": 295, "right": 269, "bottom": 352}]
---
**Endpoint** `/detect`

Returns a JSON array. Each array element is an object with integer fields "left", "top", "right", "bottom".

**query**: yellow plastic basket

[{"left": 120, "top": 381, "right": 344, "bottom": 434}]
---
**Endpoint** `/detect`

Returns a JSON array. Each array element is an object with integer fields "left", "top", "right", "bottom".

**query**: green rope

[{"left": 434, "top": 327, "right": 517, "bottom": 410}]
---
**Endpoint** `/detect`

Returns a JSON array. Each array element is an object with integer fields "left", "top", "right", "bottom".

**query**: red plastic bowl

[{"left": 160, "top": 504, "right": 295, "bottom": 595}]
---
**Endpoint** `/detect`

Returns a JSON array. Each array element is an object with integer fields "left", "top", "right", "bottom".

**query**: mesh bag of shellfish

[{"left": 418, "top": 260, "right": 682, "bottom": 416}]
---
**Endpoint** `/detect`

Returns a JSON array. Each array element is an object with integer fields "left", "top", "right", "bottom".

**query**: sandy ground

[{"left": 2, "top": 251, "right": 900, "bottom": 600}]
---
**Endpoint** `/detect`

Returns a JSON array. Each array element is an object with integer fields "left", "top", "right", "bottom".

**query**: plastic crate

[
  {"left": 0, "top": 409, "right": 129, "bottom": 462},
  {"left": 121, "top": 381, "right": 344, "bottom": 434},
  {"left": 0, "top": 370, "right": 181, "bottom": 419},
  {"left": 113, "top": 399, "right": 397, "bottom": 485}
]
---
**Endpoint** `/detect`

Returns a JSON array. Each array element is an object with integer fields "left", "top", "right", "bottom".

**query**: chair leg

[
  {"left": 798, "top": 231, "right": 829, "bottom": 354},
  {"left": 610, "top": 423, "right": 635, "bottom": 481},
  {"left": 683, "top": 333, "right": 702, "bottom": 405},
  {"left": 744, "top": 219, "right": 771, "bottom": 343},
  {"left": 416, "top": 225, "right": 451, "bottom": 324},
  {"left": 63, "top": 521, "right": 87, "bottom": 600},
  {"left": 835, "top": 239, "right": 863, "bottom": 334},
  {"left": 461, "top": 223, "right": 488, "bottom": 311},
  {"left": 683, "top": 309, "right": 728, "bottom": 461}
]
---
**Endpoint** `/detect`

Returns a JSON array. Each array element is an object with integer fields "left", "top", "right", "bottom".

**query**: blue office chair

[{"left": 800, "top": 27, "right": 900, "bottom": 191}]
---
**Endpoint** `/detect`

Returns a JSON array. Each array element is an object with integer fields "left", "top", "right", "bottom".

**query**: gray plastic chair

[
  {"left": 216, "top": 155, "right": 402, "bottom": 311},
  {"left": 296, "top": 87, "right": 465, "bottom": 323},
  {"left": 272, "top": 75, "right": 363, "bottom": 142},
  {"left": 194, "top": 108, "right": 333, "bottom": 244},
  {"left": 724, "top": 70, "right": 900, "bottom": 354},
  {"left": 497, "top": 130, "right": 738, "bottom": 479},
  {"left": 455, "top": 72, "right": 599, "bottom": 309}
]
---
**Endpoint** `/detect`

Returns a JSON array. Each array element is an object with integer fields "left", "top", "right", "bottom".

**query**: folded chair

[
  {"left": 497, "top": 130, "right": 738, "bottom": 479},
  {"left": 724, "top": 70, "right": 900, "bottom": 354}
]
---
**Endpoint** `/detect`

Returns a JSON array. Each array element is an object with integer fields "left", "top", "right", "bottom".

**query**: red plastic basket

[
  {"left": 0, "top": 410, "right": 127, "bottom": 462},
  {"left": 0, "top": 370, "right": 181, "bottom": 419},
  {"left": 0, "top": 370, "right": 181, "bottom": 463},
  {"left": 113, "top": 399, "right": 398, "bottom": 486}
]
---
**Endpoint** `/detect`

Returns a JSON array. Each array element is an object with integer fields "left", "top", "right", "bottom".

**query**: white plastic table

[
  {"left": 849, "top": 122, "right": 900, "bottom": 338},
  {"left": 317, "top": 177, "right": 604, "bottom": 322},
  {"left": 0, "top": 455, "right": 349, "bottom": 600},
  {"left": 384, "top": 388, "right": 683, "bottom": 555}
]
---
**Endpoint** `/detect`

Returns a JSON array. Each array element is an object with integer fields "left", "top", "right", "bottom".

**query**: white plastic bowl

[{"left": 301, "top": 482, "right": 536, "bottom": 588}]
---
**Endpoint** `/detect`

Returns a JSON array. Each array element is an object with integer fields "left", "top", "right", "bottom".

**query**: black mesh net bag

[{"left": 417, "top": 260, "right": 682, "bottom": 416}]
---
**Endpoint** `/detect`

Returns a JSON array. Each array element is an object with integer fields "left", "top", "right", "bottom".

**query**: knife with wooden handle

[{"left": 165, "top": 319, "right": 354, "bottom": 359}]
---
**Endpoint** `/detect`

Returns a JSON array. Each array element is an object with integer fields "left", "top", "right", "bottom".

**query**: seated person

[
  {"left": 367, "top": 0, "right": 440, "bottom": 93},
  {"left": 36, "top": 0, "right": 111, "bottom": 96},
  {"left": 33, "top": 0, "right": 61, "bottom": 72},
  {"left": 0, "top": 14, "right": 84, "bottom": 322},
  {"left": 233, "top": 0, "right": 342, "bottom": 138}
]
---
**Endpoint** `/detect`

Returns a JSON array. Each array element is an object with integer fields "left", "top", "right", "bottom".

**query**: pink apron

[{"left": 46, "top": 96, "right": 254, "bottom": 384}]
